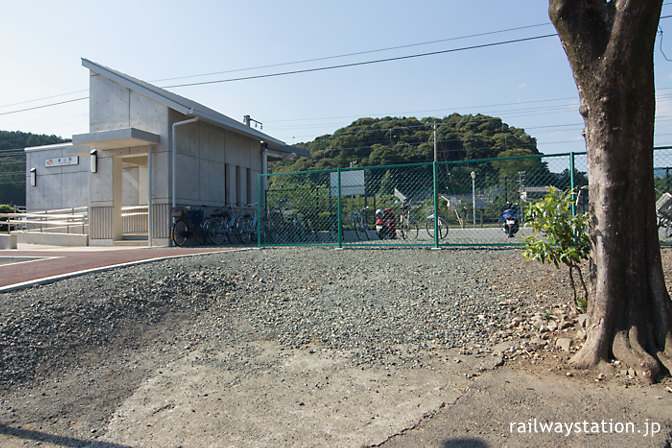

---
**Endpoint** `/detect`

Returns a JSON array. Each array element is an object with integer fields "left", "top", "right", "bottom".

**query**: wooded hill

[
  {"left": 272, "top": 114, "right": 542, "bottom": 173},
  {"left": 0, "top": 131, "right": 67, "bottom": 206}
]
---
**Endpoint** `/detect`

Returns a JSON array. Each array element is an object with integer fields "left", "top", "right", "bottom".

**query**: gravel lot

[
  {"left": 0, "top": 247, "right": 569, "bottom": 390},
  {"left": 1, "top": 247, "right": 670, "bottom": 446}
]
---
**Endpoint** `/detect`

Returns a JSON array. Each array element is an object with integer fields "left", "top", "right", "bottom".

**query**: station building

[{"left": 24, "top": 59, "right": 307, "bottom": 246}]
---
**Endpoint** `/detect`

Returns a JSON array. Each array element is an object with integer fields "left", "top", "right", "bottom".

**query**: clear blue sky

[{"left": 3, "top": 0, "right": 672, "bottom": 156}]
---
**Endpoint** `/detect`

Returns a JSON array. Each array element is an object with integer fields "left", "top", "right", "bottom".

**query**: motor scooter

[
  {"left": 501, "top": 202, "right": 520, "bottom": 238},
  {"left": 375, "top": 203, "right": 397, "bottom": 239}
]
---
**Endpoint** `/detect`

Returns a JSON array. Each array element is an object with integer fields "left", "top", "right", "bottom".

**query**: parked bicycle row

[
  {"left": 171, "top": 205, "right": 257, "bottom": 247},
  {"left": 261, "top": 198, "right": 454, "bottom": 244},
  {"left": 171, "top": 197, "right": 520, "bottom": 246},
  {"left": 259, "top": 193, "right": 525, "bottom": 245}
]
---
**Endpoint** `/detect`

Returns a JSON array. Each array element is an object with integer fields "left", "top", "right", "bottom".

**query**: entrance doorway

[{"left": 116, "top": 154, "right": 149, "bottom": 244}]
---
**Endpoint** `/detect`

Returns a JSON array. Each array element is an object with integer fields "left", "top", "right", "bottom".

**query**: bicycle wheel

[
  {"left": 226, "top": 228, "right": 238, "bottom": 244},
  {"left": 406, "top": 220, "right": 419, "bottom": 240},
  {"left": 425, "top": 218, "right": 436, "bottom": 239},
  {"left": 362, "top": 222, "right": 371, "bottom": 240},
  {"left": 206, "top": 220, "right": 226, "bottom": 245},
  {"left": 250, "top": 221, "right": 258, "bottom": 243},
  {"left": 438, "top": 218, "right": 448, "bottom": 239},
  {"left": 399, "top": 220, "right": 409, "bottom": 240},
  {"left": 172, "top": 219, "right": 190, "bottom": 246},
  {"left": 353, "top": 218, "right": 364, "bottom": 240},
  {"left": 426, "top": 217, "right": 448, "bottom": 239},
  {"left": 238, "top": 219, "right": 252, "bottom": 244},
  {"left": 201, "top": 219, "right": 213, "bottom": 245}
]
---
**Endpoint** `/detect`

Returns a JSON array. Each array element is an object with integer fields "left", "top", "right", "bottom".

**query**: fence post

[
  {"left": 257, "top": 174, "right": 261, "bottom": 247},
  {"left": 337, "top": 168, "right": 343, "bottom": 248},
  {"left": 433, "top": 162, "right": 439, "bottom": 248},
  {"left": 569, "top": 152, "right": 576, "bottom": 216}
]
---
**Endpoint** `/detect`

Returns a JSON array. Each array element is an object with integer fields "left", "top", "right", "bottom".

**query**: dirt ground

[{"left": 1, "top": 327, "right": 670, "bottom": 448}]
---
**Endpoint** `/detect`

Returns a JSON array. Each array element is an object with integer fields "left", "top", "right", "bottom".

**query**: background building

[{"left": 24, "top": 59, "right": 307, "bottom": 246}]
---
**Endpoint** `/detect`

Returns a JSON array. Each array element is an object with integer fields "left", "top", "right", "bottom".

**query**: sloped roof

[{"left": 82, "top": 58, "right": 309, "bottom": 157}]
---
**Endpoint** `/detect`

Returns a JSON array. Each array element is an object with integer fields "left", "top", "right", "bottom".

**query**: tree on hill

[
  {"left": 273, "top": 114, "right": 541, "bottom": 174},
  {"left": 0, "top": 131, "right": 67, "bottom": 206},
  {"left": 550, "top": 0, "right": 671, "bottom": 382}
]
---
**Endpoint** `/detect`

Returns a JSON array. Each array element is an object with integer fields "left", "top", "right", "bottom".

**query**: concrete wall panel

[
  {"left": 122, "top": 165, "right": 140, "bottom": 206},
  {"left": 28, "top": 171, "right": 61, "bottom": 210},
  {"left": 89, "top": 155, "right": 115, "bottom": 207},
  {"left": 227, "top": 133, "right": 254, "bottom": 167},
  {"left": 25, "top": 146, "right": 89, "bottom": 212},
  {"left": 130, "top": 92, "right": 166, "bottom": 136},
  {"left": 200, "top": 124, "right": 226, "bottom": 164},
  {"left": 176, "top": 123, "right": 200, "bottom": 158},
  {"left": 151, "top": 151, "right": 170, "bottom": 202},
  {"left": 175, "top": 154, "right": 200, "bottom": 202},
  {"left": 199, "top": 160, "right": 225, "bottom": 204},
  {"left": 89, "top": 74, "right": 130, "bottom": 132},
  {"left": 60, "top": 171, "right": 90, "bottom": 208}
]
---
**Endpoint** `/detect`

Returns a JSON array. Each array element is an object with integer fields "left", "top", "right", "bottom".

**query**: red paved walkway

[{"left": 0, "top": 247, "right": 238, "bottom": 291}]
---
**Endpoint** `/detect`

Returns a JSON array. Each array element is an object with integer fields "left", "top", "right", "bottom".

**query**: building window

[
  {"left": 246, "top": 168, "right": 252, "bottom": 206},
  {"left": 235, "top": 165, "right": 241, "bottom": 206},
  {"left": 225, "top": 163, "right": 230, "bottom": 205}
]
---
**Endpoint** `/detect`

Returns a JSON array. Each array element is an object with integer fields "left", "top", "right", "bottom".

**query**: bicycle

[
  {"left": 352, "top": 206, "right": 371, "bottom": 240},
  {"left": 241, "top": 214, "right": 258, "bottom": 243},
  {"left": 203, "top": 207, "right": 232, "bottom": 245},
  {"left": 171, "top": 206, "right": 207, "bottom": 246},
  {"left": 398, "top": 203, "right": 419, "bottom": 240},
  {"left": 235, "top": 213, "right": 257, "bottom": 244},
  {"left": 425, "top": 195, "right": 450, "bottom": 240},
  {"left": 206, "top": 205, "right": 252, "bottom": 245},
  {"left": 239, "top": 204, "right": 259, "bottom": 244}
]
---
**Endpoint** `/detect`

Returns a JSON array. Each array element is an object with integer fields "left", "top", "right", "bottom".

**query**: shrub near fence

[{"left": 258, "top": 148, "right": 672, "bottom": 247}]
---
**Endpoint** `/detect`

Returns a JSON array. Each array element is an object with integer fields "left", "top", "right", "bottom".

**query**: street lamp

[{"left": 470, "top": 171, "right": 476, "bottom": 228}]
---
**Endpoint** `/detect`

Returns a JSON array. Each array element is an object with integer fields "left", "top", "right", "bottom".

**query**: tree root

[
  {"left": 655, "top": 332, "right": 672, "bottom": 374},
  {"left": 611, "top": 328, "right": 659, "bottom": 384},
  {"left": 570, "top": 317, "right": 610, "bottom": 370},
  {"left": 571, "top": 322, "right": 671, "bottom": 384}
]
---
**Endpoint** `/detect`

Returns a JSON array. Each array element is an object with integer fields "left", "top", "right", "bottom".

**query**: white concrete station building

[{"left": 24, "top": 59, "right": 307, "bottom": 246}]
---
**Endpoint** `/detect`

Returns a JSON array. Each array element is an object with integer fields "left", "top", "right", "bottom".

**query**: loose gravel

[{"left": 0, "top": 247, "right": 579, "bottom": 391}]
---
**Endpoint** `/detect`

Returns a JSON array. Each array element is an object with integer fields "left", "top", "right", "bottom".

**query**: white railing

[
  {"left": 122, "top": 205, "right": 148, "bottom": 234},
  {"left": 0, "top": 207, "right": 88, "bottom": 234},
  {"left": 1, "top": 205, "right": 151, "bottom": 236}
]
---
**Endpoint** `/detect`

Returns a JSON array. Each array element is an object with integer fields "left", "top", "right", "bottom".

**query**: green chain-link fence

[{"left": 258, "top": 148, "right": 672, "bottom": 247}]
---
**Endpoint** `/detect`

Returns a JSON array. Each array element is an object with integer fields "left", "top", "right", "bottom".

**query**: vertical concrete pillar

[
  {"left": 147, "top": 148, "right": 153, "bottom": 247},
  {"left": 112, "top": 156, "right": 123, "bottom": 241}
]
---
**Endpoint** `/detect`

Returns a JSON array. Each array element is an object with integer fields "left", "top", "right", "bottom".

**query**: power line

[
  {"left": 0, "top": 34, "right": 558, "bottom": 118},
  {"left": 5, "top": 12, "right": 672, "bottom": 116},
  {"left": 0, "top": 97, "right": 87, "bottom": 117},
  {"left": 164, "top": 34, "right": 558, "bottom": 88},
  {"left": 0, "top": 89, "right": 88, "bottom": 110},
  {"left": 162, "top": 12, "right": 669, "bottom": 88},
  {"left": 0, "top": 24, "right": 555, "bottom": 111},
  {"left": 154, "top": 23, "right": 554, "bottom": 84}
]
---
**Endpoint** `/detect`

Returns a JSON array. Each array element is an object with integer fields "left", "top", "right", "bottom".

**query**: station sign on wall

[{"left": 45, "top": 156, "right": 79, "bottom": 168}]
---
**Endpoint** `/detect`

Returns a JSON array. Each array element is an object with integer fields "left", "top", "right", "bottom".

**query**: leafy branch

[{"left": 521, "top": 187, "right": 591, "bottom": 312}]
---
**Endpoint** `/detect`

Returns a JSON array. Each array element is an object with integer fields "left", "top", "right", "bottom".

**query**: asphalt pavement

[{"left": 0, "top": 244, "right": 242, "bottom": 292}]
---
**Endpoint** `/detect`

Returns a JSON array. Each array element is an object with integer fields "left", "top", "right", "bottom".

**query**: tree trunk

[{"left": 549, "top": 0, "right": 672, "bottom": 382}]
